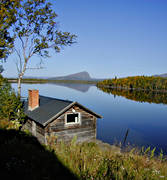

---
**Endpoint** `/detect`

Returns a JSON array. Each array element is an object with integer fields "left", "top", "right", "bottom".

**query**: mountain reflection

[
  {"left": 49, "top": 83, "right": 94, "bottom": 93},
  {"left": 98, "top": 87, "right": 167, "bottom": 105}
]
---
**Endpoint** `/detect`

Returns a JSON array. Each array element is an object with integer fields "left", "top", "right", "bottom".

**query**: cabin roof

[{"left": 24, "top": 95, "right": 102, "bottom": 126}]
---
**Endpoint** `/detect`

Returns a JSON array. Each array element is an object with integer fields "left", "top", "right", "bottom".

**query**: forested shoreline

[{"left": 97, "top": 76, "right": 167, "bottom": 92}]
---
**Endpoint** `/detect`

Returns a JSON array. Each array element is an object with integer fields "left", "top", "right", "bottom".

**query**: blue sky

[{"left": 2, "top": 0, "right": 167, "bottom": 78}]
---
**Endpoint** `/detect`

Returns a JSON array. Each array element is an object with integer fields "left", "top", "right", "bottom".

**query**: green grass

[{"left": 48, "top": 136, "right": 167, "bottom": 180}]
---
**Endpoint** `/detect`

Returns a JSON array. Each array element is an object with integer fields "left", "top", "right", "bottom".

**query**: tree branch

[{"left": 26, "top": 57, "right": 45, "bottom": 70}]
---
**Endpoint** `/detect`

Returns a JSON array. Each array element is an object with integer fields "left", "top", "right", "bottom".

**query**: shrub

[{"left": 0, "top": 80, "right": 25, "bottom": 122}]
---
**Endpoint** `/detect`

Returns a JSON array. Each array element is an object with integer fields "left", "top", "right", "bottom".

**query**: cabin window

[{"left": 66, "top": 113, "right": 80, "bottom": 125}]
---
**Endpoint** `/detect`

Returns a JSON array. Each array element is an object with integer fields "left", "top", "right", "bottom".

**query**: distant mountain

[
  {"left": 154, "top": 73, "right": 167, "bottom": 78},
  {"left": 48, "top": 71, "right": 99, "bottom": 81},
  {"left": 20, "top": 71, "right": 104, "bottom": 81}
]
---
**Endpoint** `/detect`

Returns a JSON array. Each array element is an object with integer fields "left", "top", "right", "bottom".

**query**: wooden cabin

[{"left": 23, "top": 89, "right": 102, "bottom": 144}]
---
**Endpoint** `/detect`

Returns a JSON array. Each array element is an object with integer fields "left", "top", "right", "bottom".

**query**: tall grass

[{"left": 48, "top": 136, "right": 167, "bottom": 180}]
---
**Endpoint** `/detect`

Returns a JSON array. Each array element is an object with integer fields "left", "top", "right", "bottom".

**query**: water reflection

[
  {"left": 12, "top": 82, "right": 94, "bottom": 93},
  {"left": 49, "top": 83, "right": 94, "bottom": 93},
  {"left": 98, "top": 87, "right": 167, "bottom": 105}
]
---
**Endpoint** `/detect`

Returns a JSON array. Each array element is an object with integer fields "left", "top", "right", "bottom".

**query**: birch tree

[{"left": 11, "top": 0, "right": 76, "bottom": 95}]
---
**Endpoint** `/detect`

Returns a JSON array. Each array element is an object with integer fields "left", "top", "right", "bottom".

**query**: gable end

[{"left": 43, "top": 102, "right": 102, "bottom": 126}]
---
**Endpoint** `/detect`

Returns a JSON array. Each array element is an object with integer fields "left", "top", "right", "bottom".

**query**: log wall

[
  {"left": 22, "top": 119, "right": 46, "bottom": 144},
  {"left": 45, "top": 105, "right": 97, "bottom": 143}
]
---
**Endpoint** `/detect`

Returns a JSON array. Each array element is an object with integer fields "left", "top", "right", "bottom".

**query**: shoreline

[
  {"left": 7, "top": 79, "right": 97, "bottom": 85},
  {"left": 97, "top": 84, "right": 167, "bottom": 93}
]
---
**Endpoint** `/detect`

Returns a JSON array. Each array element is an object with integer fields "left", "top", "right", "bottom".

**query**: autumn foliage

[{"left": 97, "top": 76, "right": 167, "bottom": 91}]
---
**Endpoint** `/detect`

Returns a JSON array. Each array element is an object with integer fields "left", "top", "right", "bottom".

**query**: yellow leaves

[{"left": 98, "top": 76, "right": 167, "bottom": 91}]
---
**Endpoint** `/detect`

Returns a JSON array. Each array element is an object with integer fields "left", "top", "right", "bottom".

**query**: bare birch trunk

[
  {"left": 18, "top": 76, "right": 22, "bottom": 96},
  {"left": 17, "top": 59, "right": 28, "bottom": 96}
]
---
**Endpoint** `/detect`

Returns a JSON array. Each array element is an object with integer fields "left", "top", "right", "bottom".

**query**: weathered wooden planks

[{"left": 23, "top": 104, "right": 97, "bottom": 144}]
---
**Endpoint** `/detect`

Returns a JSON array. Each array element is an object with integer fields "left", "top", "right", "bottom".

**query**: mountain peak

[
  {"left": 49, "top": 71, "right": 92, "bottom": 81},
  {"left": 67, "top": 71, "right": 91, "bottom": 79}
]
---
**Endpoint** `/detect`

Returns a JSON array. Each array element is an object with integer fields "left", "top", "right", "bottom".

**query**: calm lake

[{"left": 12, "top": 83, "right": 167, "bottom": 153}]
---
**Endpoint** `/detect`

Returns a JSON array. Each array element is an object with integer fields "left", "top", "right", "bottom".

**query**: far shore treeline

[
  {"left": 7, "top": 78, "right": 97, "bottom": 84},
  {"left": 97, "top": 76, "right": 167, "bottom": 92}
]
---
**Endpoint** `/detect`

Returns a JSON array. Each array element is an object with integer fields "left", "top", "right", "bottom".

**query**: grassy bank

[{"left": 48, "top": 136, "right": 167, "bottom": 180}]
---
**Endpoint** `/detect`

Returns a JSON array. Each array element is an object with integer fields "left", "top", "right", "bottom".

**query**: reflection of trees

[{"left": 98, "top": 87, "right": 167, "bottom": 105}]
